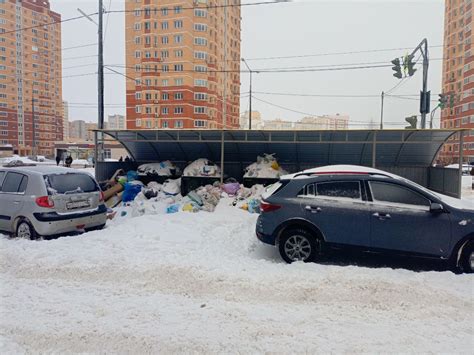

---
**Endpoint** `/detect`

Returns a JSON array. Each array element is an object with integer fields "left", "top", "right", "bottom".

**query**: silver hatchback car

[{"left": 0, "top": 165, "right": 107, "bottom": 239}]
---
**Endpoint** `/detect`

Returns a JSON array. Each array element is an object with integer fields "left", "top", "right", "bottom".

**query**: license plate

[{"left": 66, "top": 200, "right": 90, "bottom": 210}]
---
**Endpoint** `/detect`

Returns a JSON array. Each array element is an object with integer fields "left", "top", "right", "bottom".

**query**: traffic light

[
  {"left": 438, "top": 93, "right": 448, "bottom": 109},
  {"left": 405, "top": 115, "right": 418, "bottom": 129},
  {"left": 391, "top": 58, "right": 403, "bottom": 79},
  {"left": 404, "top": 54, "right": 417, "bottom": 77}
]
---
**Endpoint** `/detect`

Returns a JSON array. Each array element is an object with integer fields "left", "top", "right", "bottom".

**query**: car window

[
  {"left": 301, "top": 181, "right": 361, "bottom": 200},
  {"left": 369, "top": 181, "right": 430, "bottom": 207},
  {"left": 0, "top": 171, "right": 5, "bottom": 189},
  {"left": 46, "top": 173, "right": 98, "bottom": 194},
  {"left": 1, "top": 172, "right": 26, "bottom": 193},
  {"left": 18, "top": 175, "right": 28, "bottom": 193}
]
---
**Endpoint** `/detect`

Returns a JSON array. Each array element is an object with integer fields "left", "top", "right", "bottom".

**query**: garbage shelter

[{"left": 94, "top": 129, "right": 465, "bottom": 198}]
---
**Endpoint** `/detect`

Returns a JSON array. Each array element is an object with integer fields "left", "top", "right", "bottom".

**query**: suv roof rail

[{"left": 292, "top": 171, "right": 392, "bottom": 179}]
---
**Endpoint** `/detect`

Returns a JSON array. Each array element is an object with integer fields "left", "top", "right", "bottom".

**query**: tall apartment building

[
  {"left": 0, "top": 0, "right": 63, "bottom": 156},
  {"left": 62, "top": 100, "right": 69, "bottom": 141},
  {"left": 125, "top": 0, "right": 241, "bottom": 130},
  {"left": 108, "top": 114, "right": 126, "bottom": 130},
  {"left": 69, "top": 120, "right": 87, "bottom": 141},
  {"left": 440, "top": 0, "right": 474, "bottom": 163},
  {"left": 294, "top": 115, "right": 350, "bottom": 130}
]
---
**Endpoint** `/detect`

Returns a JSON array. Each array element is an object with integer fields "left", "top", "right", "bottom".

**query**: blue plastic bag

[
  {"left": 127, "top": 170, "right": 138, "bottom": 182},
  {"left": 166, "top": 204, "right": 180, "bottom": 214},
  {"left": 122, "top": 183, "right": 142, "bottom": 202}
]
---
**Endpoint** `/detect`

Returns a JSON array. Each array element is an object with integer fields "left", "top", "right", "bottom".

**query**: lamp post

[{"left": 241, "top": 58, "right": 253, "bottom": 129}]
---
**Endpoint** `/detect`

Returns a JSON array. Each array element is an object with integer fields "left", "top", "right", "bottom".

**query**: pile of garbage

[
  {"left": 244, "top": 153, "right": 288, "bottom": 178},
  {"left": 111, "top": 177, "right": 266, "bottom": 222},
  {"left": 183, "top": 159, "right": 221, "bottom": 177},
  {"left": 137, "top": 161, "right": 180, "bottom": 177}
]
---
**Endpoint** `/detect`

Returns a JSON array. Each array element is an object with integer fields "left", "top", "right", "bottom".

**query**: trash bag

[
  {"left": 143, "top": 188, "right": 158, "bottom": 200},
  {"left": 247, "top": 198, "right": 260, "bottom": 214},
  {"left": 162, "top": 178, "right": 181, "bottom": 195},
  {"left": 127, "top": 170, "right": 138, "bottom": 181},
  {"left": 166, "top": 204, "right": 180, "bottom": 214},
  {"left": 122, "top": 182, "right": 142, "bottom": 202},
  {"left": 222, "top": 182, "right": 240, "bottom": 196}
]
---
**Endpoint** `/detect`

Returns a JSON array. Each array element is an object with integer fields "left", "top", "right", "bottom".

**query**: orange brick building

[
  {"left": 125, "top": 0, "right": 241, "bottom": 130},
  {"left": 441, "top": 0, "right": 474, "bottom": 163},
  {"left": 0, "top": 0, "right": 62, "bottom": 156}
]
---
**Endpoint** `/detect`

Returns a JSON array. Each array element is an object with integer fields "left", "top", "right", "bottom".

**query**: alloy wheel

[{"left": 284, "top": 235, "right": 312, "bottom": 261}]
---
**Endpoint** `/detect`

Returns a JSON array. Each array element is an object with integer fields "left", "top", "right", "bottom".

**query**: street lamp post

[{"left": 241, "top": 58, "right": 253, "bottom": 129}]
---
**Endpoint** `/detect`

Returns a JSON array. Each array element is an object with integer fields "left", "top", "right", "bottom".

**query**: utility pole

[
  {"left": 242, "top": 58, "right": 253, "bottom": 129},
  {"left": 380, "top": 91, "right": 384, "bottom": 129},
  {"left": 220, "top": 0, "right": 228, "bottom": 184},
  {"left": 97, "top": 0, "right": 104, "bottom": 162},
  {"left": 31, "top": 81, "right": 36, "bottom": 157},
  {"left": 411, "top": 39, "right": 429, "bottom": 128}
]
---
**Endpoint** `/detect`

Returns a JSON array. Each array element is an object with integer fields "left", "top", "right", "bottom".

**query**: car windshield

[{"left": 45, "top": 173, "right": 98, "bottom": 194}]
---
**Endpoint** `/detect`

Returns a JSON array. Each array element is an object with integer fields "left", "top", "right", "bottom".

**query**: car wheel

[
  {"left": 16, "top": 220, "right": 38, "bottom": 240},
  {"left": 460, "top": 241, "right": 474, "bottom": 274},
  {"left": 279, "top": 228, "right": 321, "bottom": 264}
]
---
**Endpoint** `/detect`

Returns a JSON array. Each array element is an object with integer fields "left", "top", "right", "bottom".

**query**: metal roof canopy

[{"left": 97, "top": 129, "right": 460, "bottom": 169}]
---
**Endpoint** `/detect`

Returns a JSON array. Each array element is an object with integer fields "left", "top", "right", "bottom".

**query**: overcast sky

[{"left": 52, "top": 0, "right": 445, "bottom": 128}]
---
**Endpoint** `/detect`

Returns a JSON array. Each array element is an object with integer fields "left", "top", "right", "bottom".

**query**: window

[
  {"left": 194, "top": 65, "right": 207, "bottom": 73},
  {"left": 194, "top": 106, "right": 207, "bottom": 114},
  {"left": 136, "top": 119, "right": 142, "bottom": 127},
  {"left": 1, "top": 173, "right": 27, "bottom": 193},
  {"left": 175, "top": 92, "right": 183, "bottom": 100},
  {"left": 194, "top": 93, "right": 207, "bottom": 100},
  {"left": 161, "top": 7, "right": 169, "bottom": 16},
  {"left": 162, "top": 93, "right": 169, "bottom": 100},
  {"left": 369, "top": 181, "right": 430, "bottom": 207},
  {"left": 135, "top": 92, "right": 142, "bottom": 100},
  {"left": 162, "top": 121, "right": 169, "bottom": 128},
  {"left": 162, "top": 79, "right": 169, "bottom": 86},
  {"left": 194, "top": 51, "right": 207, "bottom": 60},
  {"left": 174, "top": 35, "right": 183, "bottom": 43},
  {"left": 46, "top": 174, "right": 97, "bottom": 194},
  {"left": 0, "top": 171, "right": 5, "bottom": 189},
  {"left": 194, "top": 23, "right": 207, "bottom": 32},
  {"left": 194, "top": 37, "right": 207, "bottom": 46},
  {"left": 301, "top": 181, "right": 361, "bottom": 200},
  {"left": 162, "top": 107, "right": 169, "bottom": 114},
  {"left": 174, "top": 64, "right": 183, "bottom": 72},
  {"left": 162, "top": 36, "right": 169, "bottom": 44},
  {"left": 174, "top": 6, "right": 182, "bottom": 14},
  {"left": 175, "top": 120, "right": 183, "bottom": 128},
  {"left": 174, "top": 78, "right": 184, "bottom": 86},
  {"left": 135, "top": 106, "right": 142, "bottom": 113},
  {"left": 194, "top": 9, "right": 207, "bottom": 17},
  {"left": 194, "top": 120, "right": 207, "bottom": 127},
  {"left": 195, "top": 79, "right": 207, "bottom": 87},
  {"left": 174, "top": 20, "right": 183, "bottom": 28},
  {"left": 174, "top": 107, "right": 184, "bottom": 114},
  {"left": 174, "top": 50, "right": 183, "bottom": 57},
  {"left": 161, "top": 21, "right": 168, "bottom": 30}
]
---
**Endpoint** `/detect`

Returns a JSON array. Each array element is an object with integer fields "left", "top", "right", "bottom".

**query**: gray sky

[{"left": 53, "top": 0, "right": 445, "bottom": 128}]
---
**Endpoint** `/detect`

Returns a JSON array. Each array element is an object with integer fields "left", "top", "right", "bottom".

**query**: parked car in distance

[
  {"left": 0, "top": 164, "right": 107, "bottom": 239},
  {"left": 256, "top": 165, "right": 474, "bottom": 273}
]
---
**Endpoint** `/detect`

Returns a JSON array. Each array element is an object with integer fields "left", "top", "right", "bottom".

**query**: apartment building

[
  {"left": 69, "top": 119, "right": 87, "bottom": 141},
  {"left": 62, "top": 100, "right": 69, "bottom": 141},
  {"left": 0, "top": 0, "right": 63, "bottom": 156},
  {"left": 294, "top": 115, "right": 350, "bottom": 130},
  {"left": 125, "top": 0, "right": 241, "bottom": 130},
  {"left": 108, "top": 114, "right": 126, "bottom": 130},
  {"left": 441, "top": 0, "right": 474, "bottom": 163},
  {"left": 239, "top": 110, "right": 263, "bottom": 129}
]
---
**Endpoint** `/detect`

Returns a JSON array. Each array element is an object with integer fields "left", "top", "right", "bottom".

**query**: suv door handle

[
  {"left": 305, "top": 205, "right": 322, "bottom": 213},
  {"left": 373, "top": 212, "right": 391, "bottom": 220}
]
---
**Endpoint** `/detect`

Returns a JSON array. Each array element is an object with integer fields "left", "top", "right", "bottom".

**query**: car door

[
  {"left": 368, "top": 180, "right": 452, "bottom": 257},
  {"left": 0, "top": 172, "right": 28, "bottom": 232},
  {"left": 299, "top": 180, "right": 371, "bottom": 247}
]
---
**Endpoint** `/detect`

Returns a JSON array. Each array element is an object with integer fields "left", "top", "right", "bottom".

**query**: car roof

[
  {"left": 0, "top": 165, "right": 90, "bottom": 176},
  {"left": 281, "top": 165, "right": 401, "bottom": 180}
]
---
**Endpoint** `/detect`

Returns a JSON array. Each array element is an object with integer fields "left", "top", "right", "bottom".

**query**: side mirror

[{"left": 430, "top": 203, "right": 444, "bottom": 213}]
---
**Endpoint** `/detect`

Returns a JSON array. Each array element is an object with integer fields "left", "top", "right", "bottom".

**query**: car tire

[
  {"left": 460, "top": 240, "right": 474, "bottom": 274},
  {"left": 279, "top": 228, "right": 321, "bottom": 264},
  {"left": 16, "top": 219, "right": 38, "bottom": 240}
]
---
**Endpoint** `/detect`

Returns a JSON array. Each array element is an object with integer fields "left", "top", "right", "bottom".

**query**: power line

[{"left": 2, "top": 12, "right": 99, "bottom": 35}]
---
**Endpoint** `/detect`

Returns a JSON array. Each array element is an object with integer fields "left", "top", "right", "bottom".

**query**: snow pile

[
  {"left": 183, "top": 159, "right": 221, "bottom": 177},
  {"left": 0, "top": 155, "right": 54, "bottom": 166},
  {"left": 0, "top": 202, "right": 472, "bottom": 353},
  {"left": 244, "top": 153, "right": 288, "bottom": 178},
  {"left": 137, "top": 161, "right": 180, "bottom": 177}
]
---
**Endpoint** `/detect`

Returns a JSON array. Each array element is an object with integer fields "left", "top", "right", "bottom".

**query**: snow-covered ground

[{"left": 0, "top": 199, "right": 473, "bottom": 353}]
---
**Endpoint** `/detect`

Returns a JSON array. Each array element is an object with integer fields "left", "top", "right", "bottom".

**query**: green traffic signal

[{"left": 438, "top": 93, "right": 447, "bottom": 109}]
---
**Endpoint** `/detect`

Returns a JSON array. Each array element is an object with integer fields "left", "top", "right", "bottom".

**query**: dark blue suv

[{"left": 256, "top": 165, "right": 474, "bottom": 273}]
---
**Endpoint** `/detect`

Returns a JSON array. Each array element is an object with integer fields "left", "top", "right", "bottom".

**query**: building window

[
  {"left": 194, "top": 93, "right": 208, "bottom": 100},
  {"left": 162, "top": 65, "right": 169, "bottom": 72},
  {"left": 174, "top": 64, "right": 183, "bottom": 72},
  {"left": 174, "top": 78, "right": 184, "bottom": 86},
  {"left": 194, "top": 51, "right": 207, "bottom": 60},
  {"left": 161, "top": 8, "right": 168, "bottom": 16},
  {"left": 174, "top": 50, "right": 183, "bottom": 57},
  {"left": 135, "top": 92, "right": 142, "bottom": 100},
  {"left": 162, "top": 36, "right": 169, "bottom": 44},
  {"left": 174, "top": 6, "right": 182, "bottom": 14},
  {"left": 162, "top": 79, "right": 169, "bottom": 86},
  {"left": 194, "top": 37, "right": 207, "bottom": 46},
  {"left": 174, "top": 107, "right": 184, "bottom": 114},
  {"left": 175, "top": 92, "right": 183, "bottom": 100},
  {"left": 162, "top": 121, "right": 169, "bottom": 128},
  {"left": 194, "top": 120, "right": 207, "bottom": 127},
  {"left": 134, "top": 23, "right": 141, "bottom": 31},
  {"left": 162, "top": 93, "right": 169, "bottom": 100},
  {"left": 194, "top": 79, "right": 207, "bottom": 87},
  {"left": 175, "top": 120, "right": 183, "bottom": 128},
  {"left": 161, "top": 21, "right": 168, "bottom": 30},
  {"left": 174, "top": 35, "right": 183, "bottom": 43},
  {"left": 162, "top": 107, "right": 169, "bottom": 114},
  {"left": 194, "top": 65, "right": 207, "bottom": 73},
  {"left": 136, "top": 119, "right": 142, "bottom": 127},
  {"left": 174, "top": 20, "right": 183, "bottom": 29},
  {"left": 194, "top": 23, "right": 207, "bottom": 32},
  {"left": 194, "top": 106, "right": 207, "bottom": 114},
  {"left": 135, "top": 106, "right": 141, "bottom": 113},
  {"left": 194, "top": 9, "right": 207, "bottom": 17},
  {"left": 161, "top": 50, "right": 169, "bottom": 58}
]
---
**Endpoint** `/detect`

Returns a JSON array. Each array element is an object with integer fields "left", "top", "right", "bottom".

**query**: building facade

[
  {"left": 62, "top": 100, "right": 69, "bottom": 141},
  {"left": 441, "top": 0, "right": 474, "bottom": 163},
  {"left": 69, "top": 120, "right": 87, "bottom": 141},
  {"left": 125, "top": 0, "right": 241, "bottom": 130},
  {"left": 0, "top": 0, "right": 63, "bottom": 156},
  {"left": 239, "top": 110, "right": 263, "bottom": 129},
  {"left": 294, "top": 115, "right": 349, "bottom": 130},
  {"left": 108, "top": 114, "right": 126, "bottom": 130}
]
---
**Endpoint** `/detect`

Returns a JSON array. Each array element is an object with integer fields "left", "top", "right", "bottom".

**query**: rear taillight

[
  {"left": 99, "top": 191, "right": 105, "bottom": 202},
  {"left": 36, "top": 196, "right": 54, "bottom": 208},
  {"left": 260, "top": 201, "right": 281, "bottom": 213}
]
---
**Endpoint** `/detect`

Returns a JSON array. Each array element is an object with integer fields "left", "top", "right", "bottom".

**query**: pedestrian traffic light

[
  {"left": 391, "top": 58, "right": 403, "bottom": 79},
  {"left": 405, "top": 115, "right": 418, "bottom": 129},
  {"left": 404, "top": 54, "right": 417, "bottom": 77},
  {"left": 438, "top": 93, "right": 447, "bottom": 109}
]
